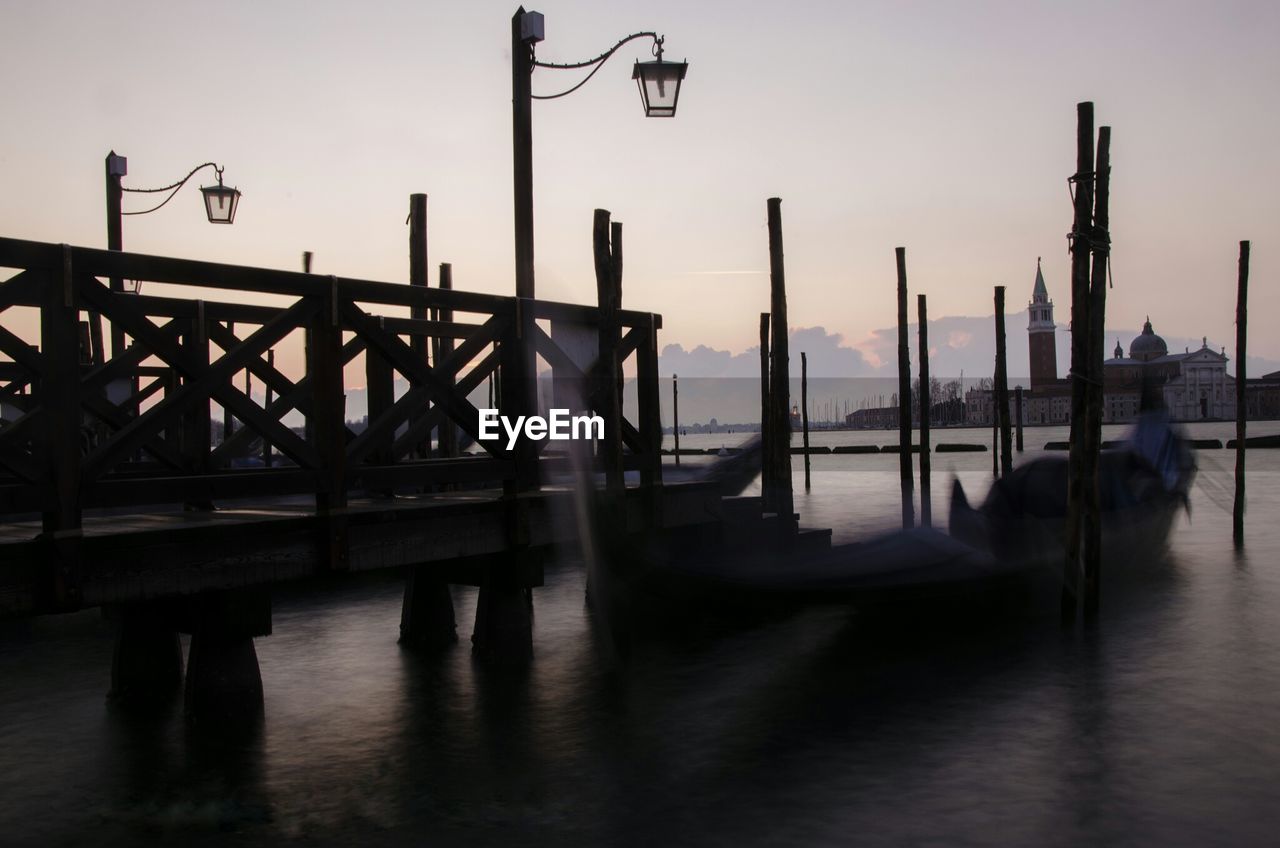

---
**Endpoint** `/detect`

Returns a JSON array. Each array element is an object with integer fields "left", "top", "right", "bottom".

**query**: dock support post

[
  {"left": 109, "top": 603, "right": 183, "bottom": 702},
  {"left": 400, "top": 569, "right": 457, "bottom": 651},
  {"left": 183, "top": 589, "right": 270, "bottom": 724},
  {"left": 472, "top": 553, "right": 535, "bottom": 664}
]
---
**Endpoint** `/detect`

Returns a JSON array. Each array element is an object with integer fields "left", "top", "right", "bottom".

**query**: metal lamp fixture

[
  {"left": 632, "top": 40, "right": 688, "bottom": 118},
  {"left": 512, "top": 6, "right": 689, "bottom": 298},
  {"left": 199, "top": 168, "right": 241, "bottom": 224}
]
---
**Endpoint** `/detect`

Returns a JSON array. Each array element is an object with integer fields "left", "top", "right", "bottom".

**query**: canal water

[{"left": 2, "top": 422, "right": 1279, "bottom": 845}]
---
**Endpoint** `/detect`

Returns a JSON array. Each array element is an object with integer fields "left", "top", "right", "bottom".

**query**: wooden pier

[{"left": 0, "top": 235, "right": 804, "bottom": 713}]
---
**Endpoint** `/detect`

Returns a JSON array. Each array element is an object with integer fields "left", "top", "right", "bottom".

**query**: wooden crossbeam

[
  {"left": 0, "top": 323, "right": 42, "bottom": 375},
  {"left": 0, "top": 440, "right": 42, "bottom": 484},
  {"left": 207, "top": 320, "right": 309, "bottom": 415},
  {"left": 389, "top": 347, "right": 501, "bottom": 460},
  {"left": 80, "top": 278, "right": 320, "bottom": 477},
  {"left": 211, "top": 335, "right": 362, "bottom": 465},
  {"left": 0, "top": 269, "right": 39, "bottom": 311},
  {"left": 531, "top": 324, "right": 645, "bottom": 454},
  {"left": 341, "top": 302, "right": 507, "bottom": 457}
]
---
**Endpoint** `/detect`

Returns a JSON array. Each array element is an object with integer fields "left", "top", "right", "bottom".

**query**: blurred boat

[
  {"left": 947, "top": 410, "right": 1195, "bottom": 572},
  {"left": 616, "top": 412, "right": 1195, "bottom": 619}
]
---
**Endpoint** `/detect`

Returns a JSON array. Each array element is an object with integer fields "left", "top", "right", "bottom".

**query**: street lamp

[
  {"left": 103, "top": 151, "right": 242, "bottom": 353},
  {"left": 511, "top": 7, "right": 688, "bottom": 299}
]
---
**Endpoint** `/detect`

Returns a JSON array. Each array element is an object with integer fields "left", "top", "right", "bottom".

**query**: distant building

[{"left": 964, "top": 261, "right": 1237, "bottom": 425}]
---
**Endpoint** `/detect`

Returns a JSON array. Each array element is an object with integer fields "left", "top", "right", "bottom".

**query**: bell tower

[{"left": 1028, "top": 257, "right": 1057, "bottom": 388}]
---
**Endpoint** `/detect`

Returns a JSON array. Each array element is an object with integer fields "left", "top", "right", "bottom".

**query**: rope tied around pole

[{"left": 1066, "top": 368, "right": 1103, "bottom": 387}]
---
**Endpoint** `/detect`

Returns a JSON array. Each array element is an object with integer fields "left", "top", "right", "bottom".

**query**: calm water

[{"left": 3, "top": 422, "right": 1280, "bottom": 846}]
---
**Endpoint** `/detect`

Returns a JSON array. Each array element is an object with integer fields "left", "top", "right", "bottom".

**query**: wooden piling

[
  {"left": 264, "top": 349, "right": 274, "bottom": 467},
  {"left": 1083, "top": 126, "right": 1111, "bottom": 617},
  {"left": 408, "top": 195, "right": 429, "bottom": 458},
  {"left": 223, "top": 321, "right": 235, "bottom": 441},
  {"left": 1015, "top": 385, "right": 1024, "bottom": 452},
  {"left": 995, "top": 286, "right": 1012, "bottom": 477},
  {"left": 918, "top": 294, "right": 931, "bottom": 527},
  {"left": 303, "top": 252, "right": 314, "bottom": 446},
  {"left": 759, "top": 312, "right": 771, "bottom": 511},
  {"left": 365, "top": 316, "right": 395, "bottom": 479},
  {"left": 895, "top": 247, "right": 914, "bottom": 529},
  {"left": 767, "top": 198, "right": 794, "bottom": 531},
  {"left": 438, "top": 263, "right": 458, "bottom": 459},
  {"left": 801, "top": 351, "right": 811, "bottom": 491},
  {"left": 1234, "top": 240, "right": 1250, "bottom": 548},
  {"left": 1063, "top": 101, "right": 1095, "bottom": 623},
  {"left": 672, "top": 373, "right": 680, "bottom": 467},
  {"left": 593, "top": 210, "right": 624, "bottom": 500},
  {"left": 992, "top": 391, "right": 998, "bottom": 478}
]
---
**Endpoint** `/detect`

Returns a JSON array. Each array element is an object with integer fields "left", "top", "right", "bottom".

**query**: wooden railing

[{"left": 0, "top": 237, "right": 663, "bottom": 539}]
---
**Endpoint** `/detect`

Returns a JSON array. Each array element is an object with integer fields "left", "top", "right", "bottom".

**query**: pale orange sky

[{"left": 2, "top": 0, "right": 1276, "bottom": 371}]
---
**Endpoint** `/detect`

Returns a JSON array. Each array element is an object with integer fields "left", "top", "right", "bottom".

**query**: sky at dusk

[{"left": 2, "top": 1, "right": 1277, "bottom": 378}]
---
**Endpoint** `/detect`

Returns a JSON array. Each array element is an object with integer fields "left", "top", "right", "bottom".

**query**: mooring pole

[
  {"left": 408, "top": 194, "right": 429, "bottom": 458},
  {"left": 512, "top": 7, "right": 535, "bottom": 299},
  {"left": 992, "top": 388, "right": 998, "bottom": 478},
  {"left": 105, "top": 151, "right": 126, "bottom": 360},
  {"left": 303, "top": 252, "right": 314, "bottom": 445},
  {"left": 1015, "top": 385, "right": 1024, "bottom": 451},
  {"left": 896, "top": 247, "right": 914, "bottom": 529},
  {"left": 759, "top": 312, "right": 772, "bottom": 512},
  {"left": 995, "top": 286, "right": 1013, "bottom": 478},
  {"left": 593, "top": 209, "right": 624, "bottom": 500},
  {"left": 672, "top": 373, "right": 680, "bottom": 467},
  {"left": 801, "top": 351, "right": 811, "bottom": 491},
  {"left": 439, "top": 263, "right": 458, "bottom": 459},
  {"left": 767, "top": 198, "right": 794, "bottom": 531},
  {"left": 1234, "top": 240, "right": 1250, "bottom": 549},
  {"left": 918, "top": 294, "right": 931, "bottom": 527},
  {"left": 264, "top": 350, "right": 275, "bottom": 467},
  {"left": 1063, "top": 101, "right": 1095, "bottom": 624},
  {"left": 1082, "top": 125, "right": 1111, "bottom": 617},
  {"left": 223, "top": 322, "right": 235, "bottom": 442}
]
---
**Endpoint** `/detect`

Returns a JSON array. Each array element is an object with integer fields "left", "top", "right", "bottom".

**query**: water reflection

[{"left": 2, "top": 424, "right": 1280, "bottom": 844}]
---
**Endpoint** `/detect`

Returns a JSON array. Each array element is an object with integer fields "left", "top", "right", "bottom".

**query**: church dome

[{"left": 1129, "top": 317, "right": 1168, "bottom": 361}]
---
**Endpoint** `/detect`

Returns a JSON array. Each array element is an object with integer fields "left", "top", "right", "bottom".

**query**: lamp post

[
  {"left": 511, "top": 7, "right": 687, "bottom": 299},
  {"left": 105, "top": 152, "right": 242, "bottom": 347}
]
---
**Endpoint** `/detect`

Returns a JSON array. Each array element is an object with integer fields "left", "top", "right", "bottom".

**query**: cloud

[{"left": 660, "top": 326, "right": 877, "bottom": 378}]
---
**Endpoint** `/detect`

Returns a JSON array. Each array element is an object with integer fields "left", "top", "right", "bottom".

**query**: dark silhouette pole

[
  {"left": 513, "top": 8, "right": 536, "bottom": 299},
  {"left": 1063, "top": 101, "right": 1095, "bottom": 624},
  {"left": 995, "top": 285, "right": 1012, "bottom": 477},
  {"left": 1082, "top": 125, "right": 1111, "bottom": 617},
  {"left": 801, "top": 352, "right": 811, "bottom": 491},
  {"left": 918, "top": 294, "right": 931, "bottom": 527},
  {"left": 767, "top": 199, "right": 794, "bottom": 531},
  {"left": 1234, "top": 240, "right": 1250, "bottom": 548},
  {"left": 672, "top": 374, "right": 680, "bottom": 467},
  {"left": 896, "top": 247, "right": 914, "bottom": 529},
  {"left": 105, "top": 151, "right": 126, "bottom": 359}
]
